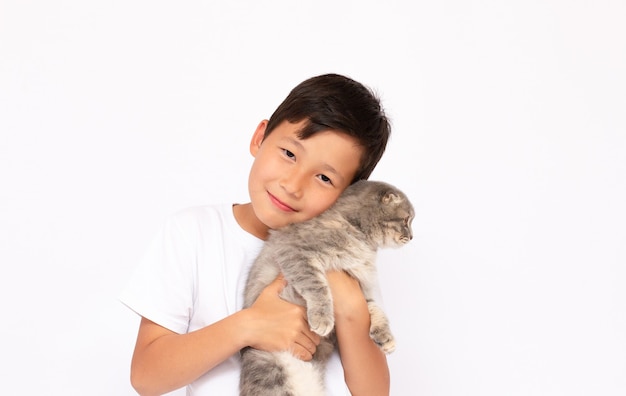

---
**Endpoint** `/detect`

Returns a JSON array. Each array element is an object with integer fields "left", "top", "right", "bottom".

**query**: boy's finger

[{"left": 266, "top": 274, "right": 287, "bottom": 292}]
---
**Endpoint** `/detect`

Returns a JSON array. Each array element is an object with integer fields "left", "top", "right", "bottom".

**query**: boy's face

[{"left": 247, "top": 119, "right": 364, "bottom": 231}]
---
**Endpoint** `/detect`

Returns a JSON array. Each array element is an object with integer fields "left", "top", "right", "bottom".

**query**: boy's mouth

[{"left": 267, "top": 191, "right": 297, "bottom": 212}]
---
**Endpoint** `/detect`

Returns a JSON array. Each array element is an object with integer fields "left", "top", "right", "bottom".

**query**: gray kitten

[{"left": 239, "top": 180, "right": 414, "bottom": 396}]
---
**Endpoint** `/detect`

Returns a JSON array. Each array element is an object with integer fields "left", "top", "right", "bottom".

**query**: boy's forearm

[
  {"left": 326, "top": 270, "right": 391, "bottom": 395},
  {"left": 335, "top": 314, "right": 391, "bottom": 396},
  {"left": 130, "top": 310, "right": 252, "bottom": 395}
]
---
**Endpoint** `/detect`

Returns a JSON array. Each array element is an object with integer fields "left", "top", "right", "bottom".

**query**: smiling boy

[
  {"left": 238, "top": 118, "right": 363, "bottom": 238},
  {"left": 121, "top": 73, "right": 392, "bottom": 395}
]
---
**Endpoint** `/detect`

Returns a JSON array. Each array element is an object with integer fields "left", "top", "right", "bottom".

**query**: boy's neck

[{"left": 232, "top": 203, "right": 269, "bottom": 240}]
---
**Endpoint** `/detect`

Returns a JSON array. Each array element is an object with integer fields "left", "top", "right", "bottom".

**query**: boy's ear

[{"left": 250, "top": 120, "right": 268, "bottom": 156}]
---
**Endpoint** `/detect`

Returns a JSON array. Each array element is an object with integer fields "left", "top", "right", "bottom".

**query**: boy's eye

[
  {"left": 283, "top": 149, "right": 295, "bottom": 159},
  {"left": 318, "top": 174, "right": 332, "bottom": 184}
]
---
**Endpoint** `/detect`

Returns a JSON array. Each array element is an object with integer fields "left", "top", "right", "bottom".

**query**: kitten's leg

[
  {"left": 239, "top": 348, "right": 295, "bottom": 396},
  {"left": 281, "top": 260, "right": 334, "bottom": 337},
  {"left": 367, "top": 301, "right": 395, "bottom": 353},
  {"left": 305, "top": 282, "right": 334, "bottom": 337}
]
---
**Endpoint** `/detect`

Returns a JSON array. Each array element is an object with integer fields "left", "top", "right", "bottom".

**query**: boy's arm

[
  {"left": 327, "top": 271, "right": 391, "bottom": 396},
  {"left": 130, "top": 277, "right": 320, "bottom": 396}
]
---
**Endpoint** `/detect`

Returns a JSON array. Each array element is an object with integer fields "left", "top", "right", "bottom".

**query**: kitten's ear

[{"left": 382, "top": 191, "right": 402, "bottom": 205}]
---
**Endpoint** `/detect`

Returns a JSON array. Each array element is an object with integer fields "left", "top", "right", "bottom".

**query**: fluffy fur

[{"left": 239, "top": 180, "right": 415, "bottom": 396}]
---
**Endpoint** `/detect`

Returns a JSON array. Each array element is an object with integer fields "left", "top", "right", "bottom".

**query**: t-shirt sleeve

[{"left": 119, "top": 213, "right": 197, "bottom": 334}]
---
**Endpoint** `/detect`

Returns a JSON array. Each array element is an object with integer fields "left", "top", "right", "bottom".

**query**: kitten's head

[{"left": 338, "top": 180, "right": 415, "bottom": 248}]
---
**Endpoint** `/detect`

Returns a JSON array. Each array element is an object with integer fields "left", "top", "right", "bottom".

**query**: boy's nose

[{"left": 279, "top": 170, "right": 304, "bottom": 198}]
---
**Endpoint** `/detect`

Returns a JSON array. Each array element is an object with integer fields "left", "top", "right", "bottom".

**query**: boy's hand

[
  {"left": 326, "top": 271, "right": 369, "bottom": 326},
  {"left": 246, "top": 276, "right": 321, "bottom": 361}
]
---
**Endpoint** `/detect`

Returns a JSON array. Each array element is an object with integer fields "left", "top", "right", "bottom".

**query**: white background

[{"left": 1, "top": 1, "right": 625, "bottom": 395}]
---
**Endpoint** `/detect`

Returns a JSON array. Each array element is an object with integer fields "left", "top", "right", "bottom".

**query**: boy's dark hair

[{"left": 265, "top": 73, "right": 391, "bottom": 183}]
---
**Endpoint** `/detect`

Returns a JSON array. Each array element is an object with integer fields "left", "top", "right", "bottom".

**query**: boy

[{"left": 120, "top": 73, "right": 392, "bottom": 395}]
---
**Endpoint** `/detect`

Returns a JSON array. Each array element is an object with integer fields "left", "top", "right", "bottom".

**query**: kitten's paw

[
  {"left": 370, "top": 325, "right": 396, "bottom": 353},
  {"left": 367, "top": 301, "right": 395, "bottom": 353},
  {"left": 308, "top": 310, "right": 335, "bottom": 337}
]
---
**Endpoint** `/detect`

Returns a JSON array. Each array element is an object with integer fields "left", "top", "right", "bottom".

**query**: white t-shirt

[{"left": 120, "top": 204, "right": 350, "bottom": 395}]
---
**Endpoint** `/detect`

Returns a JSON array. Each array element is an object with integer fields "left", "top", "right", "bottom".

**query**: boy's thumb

[{"left": 268, "top": 274, "right": 287, "bottom": 293}]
